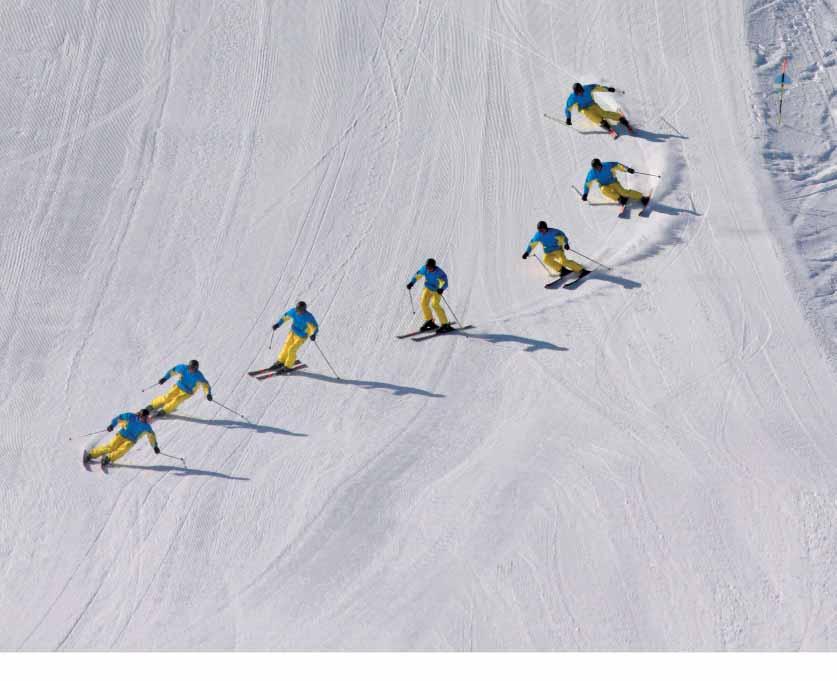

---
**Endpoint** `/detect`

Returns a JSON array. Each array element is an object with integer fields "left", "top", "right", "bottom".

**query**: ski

[
  {"left": 562, "top": 270, "right": 594, "bottom": 290},
  {"left": 397, "top": 322, "right": 468, "bottom": 339},
  {"left": 396, "top": 329, "right": 432, "bottom": 339},
  {"left": 545, "top": 271, "right": 578, "bottom": 289},
  {"left": 256, "top": 364, "right": 308, "bottom": 380},
  {"left": 411, "top": 325, "right": 475, "bottom": 341},
  {"left": 249, "top": 361, "right": 301, "bottom": 376}
]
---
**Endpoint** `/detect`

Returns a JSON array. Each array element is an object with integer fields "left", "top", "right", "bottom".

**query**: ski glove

[
  {"left": 406, "top": 281, "right": 414, "bottom": 290},
  {"left": 607, "top": 87, "right": 616, "bottom": 92},
  {"left": 107, "top": 424, "right": 114, "bottom": 432},
  {"left": 158, "top": 377, "right": 167, "bottom": 385},
  {"left": 522, "top": 252, "right": 529, "bottom": 259},
  {"left": 154, "top": 446, "right": 160, "bottom": 454},
  {"left": 272, "top": 322, "right": 280, "bottom": 330},
  {"left": 627, "top": 167, "right": 635, "bottom": 174},
  {"left": 437, "top": 287, "right": 445, "bottom": 295},
  {"left": 206, "top": 393, "right": 213, "bottom": 402},
  {"left": 581, "top": 192, "right": 588, "bottom": 202},
  {"left": 310, "top": 333, "right": 317, "bottom": 342},
  {"left": 565, "top": 117, "right": 571, "bottom": 126}
]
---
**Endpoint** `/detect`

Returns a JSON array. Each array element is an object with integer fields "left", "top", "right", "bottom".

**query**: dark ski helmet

[
  {"left": 296, "top": 301, "right": 307, "bottom": 312},
  {"left": 591, "top": 158, "right": 602, "bottom": 169},
  {"left": 537, "top": 220, "right": 548, "bottom": 231},
  {"left": 188, "top": 359, "right": 199, "bottom": 370},
  {"left": 426, "top": 258, "right": 437, "bottom": 270},
  {"left": 573, "top": 82, "right": 584, "bottom": 95},
  {"left": 139, "top": 408, "right": 151, "bottom": 419}
]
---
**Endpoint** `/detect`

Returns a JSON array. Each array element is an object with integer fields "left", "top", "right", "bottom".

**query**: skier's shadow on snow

[
  {"left": 165, "top": 414, "right": 307, "bottom": 437},
  {"left": 467, "top": 333, "right": 568, "bottom": 353},
  {"left": 112, "top": 463, "right": 249, "bottom": 480},
  {"left": 632, "top": 128, "right": 689, "bottom": 143},
  {"left": 643, "top": 202, "right": 700, "bottom": 217},
  {"left": 296, "top": 370, "right": 444, "bottom": 398},
  {"left": 584, "top": 272, "right": 642, "bottom": 289}
]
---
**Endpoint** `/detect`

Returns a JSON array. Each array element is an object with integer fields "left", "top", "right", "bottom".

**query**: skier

[
  {"left": 84, "top": 408, "right": 159, "bottom": 468},
  {"left": 581, "top": 158, "right": 650, "bottom": 207},
  {"left": 406, "top": 258, "right": 453, "bottom": 333},
  {"left": 564, "top": 82, "right": 633, "bottom": 134},
  {"left": 522, "top": 221, "right": 588, "bottom": 277},
  {"left": 271, "top": 301, "right": 318, "bottom": 372},
  {"left": 148, "top": 359, "right": 212, "bottom": 415}
]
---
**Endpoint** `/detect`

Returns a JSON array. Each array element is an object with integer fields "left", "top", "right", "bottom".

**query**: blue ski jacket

[
  {"left": 565, "top": 84, "right": 608, "bottom": 118},
  {"left": 276, "top": 308, "right": 319, "bottom": 339},
  {"left": 525, "top": 227, "right": 569, "bottom": 255},
  {"left": 110, "top": 412, "right": 157, "bottom": 445},
  {"left": 163, "top": 364, "right": 211, "bottom": 395},
  {"left": 584, "top": 162, "right": 628, "bottom": 191},
  {"left": 409, "top": 265, "right": 448, "bottom": 293}
]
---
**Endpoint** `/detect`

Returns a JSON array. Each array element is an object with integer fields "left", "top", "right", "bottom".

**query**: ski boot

[
  {"left": 419, "top": 320, "right": 439, "bottom": 332},
  {"left": 601, "top": 120, "right": 617, "bottom": 139},
  {"left": 619, "top": 116, "right": 634, "bottom": 133},
  {"left": 436, "top": 323, "right": 454, "bottom": 334},
  {"left": 273, "top": 363, "right": 289, "bottom": 374},
  {"left": 619, "top": 196, "right": 629, "bottom": 205},
  {"left": 101, "top": 455, "right": 112, "bottom": 470},
  {"left": 641, "top": 195, "right": 650, "bottom": 207},
  {"left": 83, "top": 450, "right": 93, "bottom": 466}
]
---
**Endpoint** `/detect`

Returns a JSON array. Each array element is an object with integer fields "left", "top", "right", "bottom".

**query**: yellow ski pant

[
  {"left": 543, "top": 249, "right": 584, "bottom": 273},
  {"left": 420, "top": 289, "right": 448, "bottom": 325},
  {"left": 600, "top": 180, "right": 643, "bottom": 203},
  {"left": 150, "top": 385, "right": 192, "bottom": 414},
  {"left": 581, "top": 103, "right": 622, "bottom": 127},
  {"left": 277, "top": 331, "right": 306, "bottom": 368},
  {"left": 89, "top": 434, "right": 135, "bottom": 462}
]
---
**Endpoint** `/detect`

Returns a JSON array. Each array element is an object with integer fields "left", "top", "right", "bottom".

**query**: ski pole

[
  {"left": 312, "top": 339, "right": 341, "bottom": 380},
  {"left": 659, "top": 116, "right": 685, "bottom": 138},
  {"left": 269, "top": 327, "right": 276, "bottom": 350},
  {"left": 440, "top": 295, "right": 463, "bottom": 328},
  {"left": 407, "top": 288, "right": 415, "bottom": 315},
  {"left": 777, "top": 56, "right": 788, "bottom": 126},
  {"left": 568, "top": 248, "right": 612, "bottom": 271},
  {"left": 158, "top": 450, "right": 186, "bottom": 466},
  {"left": 141, "top": 382, "right": 160, "bottom": 392},
  {"left": 213, "top": 400, "right": 250, "bottom": 422},
  {"left": 533, "top": 254, "right": 553, "bottom": 276},
  {"left": 68, "top": 429, "right": 107, "bottom": 441},
  {"left": 633, "top": 171, "right": 661, "bottom": 178}
]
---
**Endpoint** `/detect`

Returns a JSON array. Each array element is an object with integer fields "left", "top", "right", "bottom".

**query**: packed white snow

[{"left": 1, "top": 0, "right": 836, "bottom": 650}]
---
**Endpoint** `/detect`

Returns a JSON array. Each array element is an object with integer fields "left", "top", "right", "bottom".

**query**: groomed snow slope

[{"left": 2, "top": 0, "right": 836, "bottom": 650}]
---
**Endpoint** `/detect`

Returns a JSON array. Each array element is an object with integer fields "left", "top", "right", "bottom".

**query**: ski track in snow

[{"left": 1, "top": 0, "right": 837, "bottom": 651}]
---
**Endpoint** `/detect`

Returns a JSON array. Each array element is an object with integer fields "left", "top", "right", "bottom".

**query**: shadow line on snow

[
  {"left": 296, "top": 370, "right": 445, "bottom": 398},
  {"left": 466, "top": 333, "right": 568, "bottom": 353},
  {"left": 164, "top": 414, "right": 307, "bottom": 437},
  {"left": 112, "top": 463, "right": 249, "bottom": 480},
  {"left": 585, "top": 272, "right": 642, "bottom": 289},
  {"left": 646, "top": 201, "right": 701, "bottom": 218},
  {"left": 632, "top": 128, "right": 689, "bottom": 143}
]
